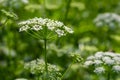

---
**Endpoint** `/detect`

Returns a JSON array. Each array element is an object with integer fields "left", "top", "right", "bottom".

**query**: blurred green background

[{"left": 0, "top": 0, "right": 120, "bottom": 80}]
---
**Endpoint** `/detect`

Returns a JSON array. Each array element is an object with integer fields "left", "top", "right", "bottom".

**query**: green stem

[
  {"left": 61, "top": 62, "right": 74, "bottom": 79},
  {"left": 107, "top": 72, "right": 110, "bottom": 80},
  {"left": 44, "top": 38, "right": 48, "bottom": 80},
  {"left": 26, "top": 31, "right": 40, "bottom": 39},
  {"left": 42, "top": 0, "right": 46, "bottom": 17},
  {"left": 44, "top": 25, "right": 48, "bottom": 74},
  {"left": 3, "top": 19, "right": 8, "bottom": 25},
  {"left": 64, "top": 0, "right": 72, "bottom": 24}
]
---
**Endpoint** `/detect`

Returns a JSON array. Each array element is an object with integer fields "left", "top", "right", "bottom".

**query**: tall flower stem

[
  {"left": 42, "top": 0, "right": 46, "bottom": 17},
  {"left": 107, "top": 72, "right": 110, "bottom": 80},
  {"left": 64, "top": 0, "right": 72, "bottom": 24},
  {"left": 61, "top": 61, "right": 74, "bottom": 79},
  {"left": 44, "top": 38, "right": 48, "bottom": 74},
  {"left": 44, "top": 25, "right": 48, "bottom": 79}
]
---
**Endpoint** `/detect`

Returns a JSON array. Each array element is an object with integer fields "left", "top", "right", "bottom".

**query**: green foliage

[
  {"left": 1, "top": 9, "right": 18, "bottom": 20},
  {"left": 0, "top": 0, "right": 120, "bottom": 80}
]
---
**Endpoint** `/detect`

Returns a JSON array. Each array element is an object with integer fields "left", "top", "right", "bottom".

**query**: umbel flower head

[
  {"left": 24, "top": 59, "right": 61, "bottom": 79},
  {"left": 18, "top": 17, "right": 73, "bottom": 39},
  {"left": 84, "top": 51, "right": 120, "bottom": 74},
  {"left": 93, "top": 13, "right": 120, "bottom": 29}
]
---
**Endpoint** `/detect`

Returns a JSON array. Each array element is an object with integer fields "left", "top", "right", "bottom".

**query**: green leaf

[{"left": 1, "top": 9, "right": 18, "bottom": 20}]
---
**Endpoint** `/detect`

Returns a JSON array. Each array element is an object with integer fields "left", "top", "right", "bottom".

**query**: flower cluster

[
  {"left": 24, "top": 59, "right": 61, "bottom": 78},
  {"left": 70, "top": 53, "right": 83, "bottom": 63},
  {"left": 18, "top": 17, "right": 73, "bottom": 37},
  {"left": 93, "top": 13, "right": 120, "bottom": 29},
  {"left": 84, "top": 51, "right": 120, "bottom": 74}
]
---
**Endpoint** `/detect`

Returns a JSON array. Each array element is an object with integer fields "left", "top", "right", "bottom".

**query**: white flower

[
  {"left": 94, "top": 67, "right": 105, "bottom": 74},
  {"left": 94, "top": 60, "right": 103, "bottom": 66},
  {"left": 64, "top": 26, "right": 74, "bottom": 33},
  {"left": 19, "top": 17, "right": 73, "bottom": 37},
  {"left": 95, "top": 22, "right": 103, "bottom": 27},
  {"left": 102, "top": 56, "right": 111, "bottom": 61},
  {"left": 84, "top": 51, "right": 120, "bottom": 75},
  {"left": 24, "top": 59, "right": 60, "bottom": 74},
  {"left": 24, "top": 63, "right": 30, "bottom": 69},
  {"left": 55, "top": 29, "right": 65, "bottom": 37},
  {"left": 116, "top": 54, "right": 120, "bottom": 57},
  {"left": 102, "top": 57, "right": 115, "bottom": 65},
  {"left": 104, "top": 52, "right": 115, "bottom": 57},
  {"left": 112, "top": 65, "right": 120, "bottom": 73},
  {"left": 18, "top": 21, "right": 29, "bottom": 25},
  {"left": 113, "top": 56, "right": 120, "bottom": 61},
  {"left": 95, "top": 51, "right": 104, "bottom": 59},
  {"left": 36, "top": 18, "right": 47, "bottom": 26},
  {"left": 55, "top": 21, "right": 64, "bottom": 27},
  {"left": 94, "top": 13, "right": 120, "bottom": 28},
  {"left": 46, "top": 21, "right": 56, "bottom": 30},
  {"left": 48, "top": 64, "right": 60, "bottom": 72},
  {"left": 19, "top": 25, "right": 30, "bottom": 32},
  {"left": 84, "top": 61, "right": 94, "bottom": 67},
  {"left": 31, "top": 25, "right": 42, "bottom": 31},
  {"left": 113, "top": 57, "right": 120, "bottom": 64},
  {"left": 86, "top": 56, "right": 95, "bottom": 60},
  {"left": 105, "top": 60, "right": 115, "bottom": 65}
]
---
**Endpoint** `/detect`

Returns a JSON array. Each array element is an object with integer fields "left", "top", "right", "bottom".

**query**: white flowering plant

[
  {"left": 84, "top": 51, "right": 120, "bottom": 80},
  {"left": 24, "top": 59, "right": 62, "bottom": 80},
  {"left": 94, "top": 13, "right": 120, "bottom": 29},
  {"left": 18, "top": 17, "right": 73, "bottom": 39},
  {"left": 18, "top": 17, "right": 73, "bottom": 80}
]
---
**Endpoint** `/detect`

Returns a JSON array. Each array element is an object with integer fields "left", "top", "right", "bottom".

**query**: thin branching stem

[
  {"left": 3, "top": 18, "right": 8, "bottom": 25},
  {"left": 26, "top": 31, "right": 40, "bottom": 39},
  {"left": 61, "top": 61, "right": 74, "bottom": 79},
  {"left": 107, "top": 72, "right": 110, "bottom": 80},
  {"left": 44, "top": 38, "right": 48, "bottom": 74},
  {"left": 64, "top": 0, "right": 72, "bottom": 24},
  {"left": 42, "top": 0, "right": 46, "bottom": 17},
  {"left": 44, "top": 26, "right": 48, "bottom": 79}
]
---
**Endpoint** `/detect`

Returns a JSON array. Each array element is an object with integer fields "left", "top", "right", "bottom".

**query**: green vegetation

[{"left": 0, "top": 0, "right": 120, "bottom": 80}]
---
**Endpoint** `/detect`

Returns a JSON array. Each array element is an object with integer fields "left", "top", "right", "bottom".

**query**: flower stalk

[
  {"left": 44, "top": 38, "right": 48, "bottom": 74},
  {"left": 19, "top": 17, "right": 74, "bottom": 79},
  {"left": 44, "top": 25, "right": 48, "bottom": 79},
  {"left": 61, "top": 62, "right": 73, "bottom": 79},
  {"left": 107, "top": 72, "right": 110, "bottom": 80},
  {"left": 64, "top": 0, "right": 72, "bottom": 23}
]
